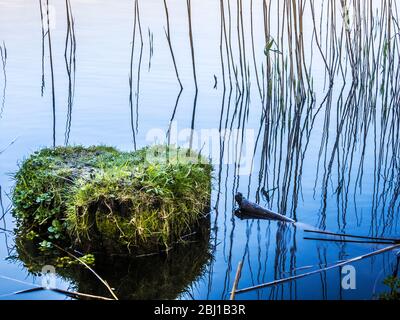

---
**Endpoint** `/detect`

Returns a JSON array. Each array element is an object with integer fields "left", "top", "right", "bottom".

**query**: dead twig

[
  {"left": 304, "top": 237, "right": 397, "bottom": 245},
  {"left": 304, "top": 229, "right": 400, "bottom": 243},
  {"left": 230, "top": 260, "right": 243, "bottom": 300}
]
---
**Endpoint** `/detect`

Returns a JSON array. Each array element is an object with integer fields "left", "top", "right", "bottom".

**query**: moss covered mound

[{"left": 13, "top": 145, "right": 212, "bottom": 253}]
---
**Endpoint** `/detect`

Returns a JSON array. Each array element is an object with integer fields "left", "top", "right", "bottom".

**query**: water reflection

[
  {"left": 0, "top": 42, "right": 6, "bottom": 119},
  {"left": 163, "top": 0, "right": 183, "bottom": 90},
  {"left": 129, "top": 0, "right": 144, "bottom": 151},
  {"left": 0, "top": 186, "right": 11, "bottom": 257},
  {"left": 209, "top": 0, "right": 400, "bottom": 299},
  {"left": 12, "top": 218, "right": 212, "bottom": 300},
  {"left": 1, "top": 0, "right": 399, "bottom": 300},
  {"left": 64, "top": 0, "right": 77, "bottom": 146}
]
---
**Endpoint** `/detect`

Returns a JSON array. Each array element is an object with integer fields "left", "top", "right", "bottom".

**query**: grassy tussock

[{"left": 13, "top": 145, "right": 212, "bottom": 253}]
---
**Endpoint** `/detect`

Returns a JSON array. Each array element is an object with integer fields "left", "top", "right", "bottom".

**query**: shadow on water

[{"left": 11, "top": 217, "right": 212, "bottom": 300}]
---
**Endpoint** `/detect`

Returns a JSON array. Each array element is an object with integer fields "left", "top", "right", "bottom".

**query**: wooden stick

[
  {"left": 304, "top": 237, "right": 396, "bottom": 245},
  {"left": 0, "top": 287, "right": 44, "bottom": 298},
  {"left": 230, "top": 260, "right": 243, "bottom": 300},
  {"left": 235, "top": 243, "right": 400, "bottom": 295},
  {"left": 51, "top": 288, "right": 114, "bottom": 300},
  {"left": 304, "top": 229, "right": 400, "bottom": 243}
]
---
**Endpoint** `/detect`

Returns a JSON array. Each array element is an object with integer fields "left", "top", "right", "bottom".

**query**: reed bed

[{"left": 28, "top": 0, "right": 400, "bottom": 300}]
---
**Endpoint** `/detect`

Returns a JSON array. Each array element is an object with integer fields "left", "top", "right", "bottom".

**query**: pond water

[{"left": 0, "top": 0, "right": 399, "bottom": 300}]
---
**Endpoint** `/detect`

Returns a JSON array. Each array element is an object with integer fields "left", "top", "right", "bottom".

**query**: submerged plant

[
  {"left": 13, "top": 145, "right": 212, "bottom": 254},
  {"left": 379, "top": 276, "right": 400, "bottom": 301}
]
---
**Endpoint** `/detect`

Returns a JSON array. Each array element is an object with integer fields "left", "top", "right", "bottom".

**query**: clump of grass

[{"left": 13, "top": 145, "right": 212, "bottom": 253}]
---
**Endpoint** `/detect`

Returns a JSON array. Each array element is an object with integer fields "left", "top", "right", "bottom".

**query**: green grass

[{"left": 13, "top": 145, "right": 212, "bottom": 253}]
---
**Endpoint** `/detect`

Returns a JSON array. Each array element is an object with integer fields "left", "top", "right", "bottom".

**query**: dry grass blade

[
  {"left": 51, "top": 243, "right": 119, "bottom": 300},
  {"left": 230, "top": 260, "right": 243, "bottom": 300},
  {"left": 0, "top": 274, "right": 113, "bottom": 300},
  {"left": 0, "top": 275, "right": 42, "bottom": 287},
  {"left": 51, "top": 288, "right": 114, "bottom": 300}
]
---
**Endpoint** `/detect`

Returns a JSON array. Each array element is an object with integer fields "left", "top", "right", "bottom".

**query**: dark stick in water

[{"left": 235, "top": 193, "right": 296, "bottom": 223}]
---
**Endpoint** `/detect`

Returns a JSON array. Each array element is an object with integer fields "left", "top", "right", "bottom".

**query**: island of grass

[{"left": 13, "top": 145, "right": 212, "bottom": 254}]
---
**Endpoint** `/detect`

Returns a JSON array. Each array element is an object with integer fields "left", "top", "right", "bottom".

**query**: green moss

[{"left": 13, "top": 145, "right": 212, "bottom": 253}]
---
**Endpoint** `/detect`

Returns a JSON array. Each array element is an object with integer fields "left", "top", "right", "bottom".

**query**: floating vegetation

[{"left": 12, "top": 145, "right": 212, "bottom": 255}]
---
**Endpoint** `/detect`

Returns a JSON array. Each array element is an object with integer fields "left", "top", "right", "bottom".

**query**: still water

[{"left": 0, "top": 0, "right": 399, "bottom": 300}]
